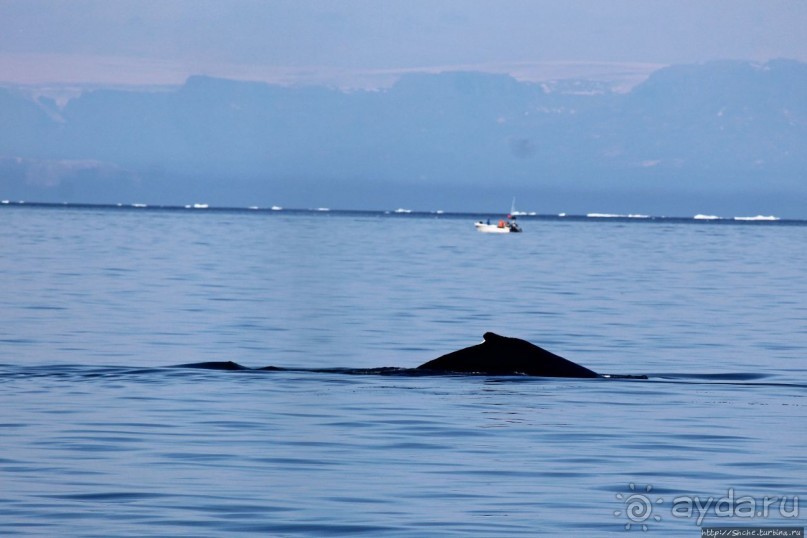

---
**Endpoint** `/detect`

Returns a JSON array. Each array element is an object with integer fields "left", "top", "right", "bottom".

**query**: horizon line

[
  {"left": 0, "top": 200, "right": 796, "bottom": 224},
  {"left": 0, "top": 52, "right": 674, "bottom": 91}
]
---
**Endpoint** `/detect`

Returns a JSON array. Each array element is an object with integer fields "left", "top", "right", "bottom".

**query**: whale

[
  {"left": 177, "top": 332, "right": 622, "bottom": 378},
  {"left": 416, "top": 332, "right": 600, "bottom": 378}
]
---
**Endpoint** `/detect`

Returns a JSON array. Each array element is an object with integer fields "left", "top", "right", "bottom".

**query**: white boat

[
  {"left": 475, "top": 197, "right": 524, "bottom": 233},
  {"left": 475, "top": 219, "right": 522, "bottom": 233}
]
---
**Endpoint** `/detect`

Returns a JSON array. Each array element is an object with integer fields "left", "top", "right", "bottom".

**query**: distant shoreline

[{"left": 2, "top": 200, "right": 802, "bottom": 226}]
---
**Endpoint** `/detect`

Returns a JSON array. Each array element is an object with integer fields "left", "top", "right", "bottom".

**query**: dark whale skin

[
  {"left": 416, "top": 332, "right": 600, "bottom": 378},
  {"left": 177, "top": 333, "right": 617, "bottom": 378}
]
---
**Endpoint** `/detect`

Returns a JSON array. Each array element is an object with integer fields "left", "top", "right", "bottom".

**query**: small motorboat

[
  {"left": 476, "top": 198, "right": 524, "bottom": 233},
  {"left": 474, "top": 218, "right": 522, "bottom": 233}
]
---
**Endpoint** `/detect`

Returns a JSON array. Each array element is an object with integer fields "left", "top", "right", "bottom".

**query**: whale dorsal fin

[{"left": 482, "top": 332, "right": 503, "bottom": 342}]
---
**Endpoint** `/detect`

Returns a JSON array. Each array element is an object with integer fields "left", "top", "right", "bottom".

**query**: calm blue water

[{"left": 1, "top": 205, "right": 805, "bottom": 536}]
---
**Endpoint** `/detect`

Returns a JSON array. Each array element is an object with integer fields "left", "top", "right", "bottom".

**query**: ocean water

[{"left": 1, "top": 205, "right": 805, "bottom": 536}]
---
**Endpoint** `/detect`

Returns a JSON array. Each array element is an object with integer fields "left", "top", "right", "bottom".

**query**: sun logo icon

[{"left": 614, "top": 483, "right": 664, "bottom": 531}]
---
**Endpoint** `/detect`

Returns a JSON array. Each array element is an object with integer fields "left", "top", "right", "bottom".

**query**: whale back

[{"left": 417, "top": 332, "right": 599, "bottom": 378}]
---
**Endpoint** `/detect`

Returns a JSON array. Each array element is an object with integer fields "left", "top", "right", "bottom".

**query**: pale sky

[{"left": 1, "top": 0, "right": 806, "bottom": 88}]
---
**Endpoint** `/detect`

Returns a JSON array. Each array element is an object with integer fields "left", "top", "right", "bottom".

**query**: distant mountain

[{"left": 1, "top": 59, "right": 805, "bottom": 216}]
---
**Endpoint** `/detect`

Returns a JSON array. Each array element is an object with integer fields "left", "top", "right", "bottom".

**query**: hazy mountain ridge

[{"left": 1, "top": 59, "right": 805, "bottom": 214}]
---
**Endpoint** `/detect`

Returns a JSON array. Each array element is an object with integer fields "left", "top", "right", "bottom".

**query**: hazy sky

[{"left": 2, "top": 0, "right": 806, "bottom": 87}]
